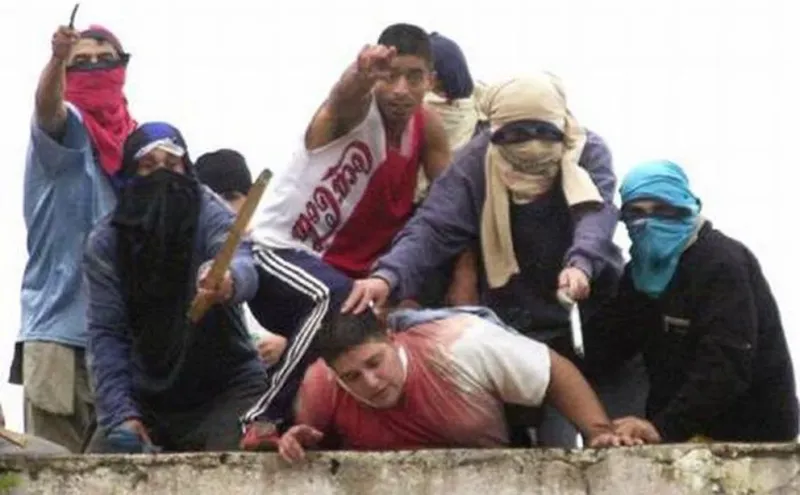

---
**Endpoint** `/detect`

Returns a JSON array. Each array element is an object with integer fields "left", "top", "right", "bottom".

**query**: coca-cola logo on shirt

[{"left": 291, "top": 141, "right": 375, "bottom": 252}]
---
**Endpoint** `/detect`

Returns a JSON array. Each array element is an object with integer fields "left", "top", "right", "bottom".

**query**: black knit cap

[{"left": 195, "top": 149, "right": 253, "bottom": 197}]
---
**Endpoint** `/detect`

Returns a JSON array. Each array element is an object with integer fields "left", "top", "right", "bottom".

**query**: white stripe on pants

[{"left": 241, "top": 249, "right": 330, "bottom": 423}]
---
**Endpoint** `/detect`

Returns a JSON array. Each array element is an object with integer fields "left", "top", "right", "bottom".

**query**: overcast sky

[{"left": 1, "top": 0, "right": 797, "bottom": 432}]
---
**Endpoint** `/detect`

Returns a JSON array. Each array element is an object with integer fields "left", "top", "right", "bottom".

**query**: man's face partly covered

[
  {"left": 135, "top": 147, "right": 186, "bottom": 177},
  {"left": 67, "top": 38, "right": 120, "bottom": 69},
  {"left": 330, "top": 337, "right": 406, "bottom": 409},
  {"left": 374, "top": 55, "right": 433, "bottom": 127}
]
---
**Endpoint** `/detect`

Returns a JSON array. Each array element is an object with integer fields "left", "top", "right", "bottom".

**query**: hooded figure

[
  {"left": 84, "top": 122, "right": 267, "bottom": 453},
  {"left": 415, "top": 32, "right": 487, "bottom": 204},
  {"left": 586, "top": 159, "right": 799, "bottom": 444},
  {"left": 479, "top": 74, "right": 603, "bottom": 288}
]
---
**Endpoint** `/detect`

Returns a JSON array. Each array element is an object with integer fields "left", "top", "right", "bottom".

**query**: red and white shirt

[
  {"left": 250, "top": 99, "right": 425, "bottom": 277},
  {"left": 296, "top": 314, "right": 552, "bottom": 450}
]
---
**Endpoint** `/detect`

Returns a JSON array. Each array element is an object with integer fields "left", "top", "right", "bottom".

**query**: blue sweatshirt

[{"left": 84, "top": 186, "right": 264, "bottom": 430}]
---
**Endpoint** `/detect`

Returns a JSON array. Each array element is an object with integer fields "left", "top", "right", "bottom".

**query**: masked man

[
  {"left": 83, "top": 123, "right": 267, "bottom": 453},
  {"left": 11, "top": 23, "right": 136, "bottom": 452},
  {"left": 587, "top": 160, "right": 799, "bottom": 443}
]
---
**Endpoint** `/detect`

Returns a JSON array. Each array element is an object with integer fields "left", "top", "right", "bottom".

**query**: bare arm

[
  {"left": 420, "top": 105, "right": 452, "bottom": 180},
  {"left": 446, "top": 248, "right": 480, "bottom": 306},
  {"left": 36, "top": 27, "right": 77, "bottom": 136},
  {"left": 36, "top": 58, "right": 69, "bottom": 135},
  {"left": 546, "top": 349, "right": 615, "bottom": 439},
  {"left": 305, "top": 45, "right": 395, "bottom": 151}
]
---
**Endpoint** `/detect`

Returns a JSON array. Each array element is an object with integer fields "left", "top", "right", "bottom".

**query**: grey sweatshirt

[{"left": 373, "top": 130, "right": 624, "bottom": 334}]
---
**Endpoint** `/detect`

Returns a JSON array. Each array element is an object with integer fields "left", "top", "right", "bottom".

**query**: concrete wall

[{"left": 1, "top": 444, "right": 798, "bottom": 495}]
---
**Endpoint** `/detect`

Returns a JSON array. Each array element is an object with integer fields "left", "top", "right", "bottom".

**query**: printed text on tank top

[{"left": 289, "top": 106, "right": 422, "bottom": 257}]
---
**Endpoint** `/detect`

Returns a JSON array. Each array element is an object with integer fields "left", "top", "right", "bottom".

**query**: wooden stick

[
  {"left": 0, "top": 427, "right": 28, "bottom": 448},
  {"left": 187, "top": 168, "right": 273, "bottom": 323}
]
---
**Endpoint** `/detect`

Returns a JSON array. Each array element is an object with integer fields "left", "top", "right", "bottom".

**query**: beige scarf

[
  {"left": 414, "top": 89, "right": 488, "bottom": 203},
  {"left": 479, "top": 74, "right": 603, "bottom": 288}
]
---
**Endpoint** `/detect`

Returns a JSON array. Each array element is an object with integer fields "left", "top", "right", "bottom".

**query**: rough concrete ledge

[{"left": 1, "top": 443, "right": 799, "bottom": 495}]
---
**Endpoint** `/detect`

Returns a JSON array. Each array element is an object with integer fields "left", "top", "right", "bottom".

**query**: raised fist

[
  {"left": 51, "top": 26, "right": 79, "bottom": 62},
  {"left": 356, "top": 44, "right": 396, "bottom": 82}
]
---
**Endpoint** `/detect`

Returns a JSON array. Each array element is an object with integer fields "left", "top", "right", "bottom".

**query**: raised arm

[
  {"left": 36, "top": 27, "right": 77, "bottom": 136},
  {"left": 304, "top": 45, "right": 397, "bottom": 151}
]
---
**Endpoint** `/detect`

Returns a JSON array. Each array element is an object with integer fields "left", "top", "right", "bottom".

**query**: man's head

[
  {"left": 483, "top": 74, "right": 571, "bottom": 177},
  {"left": 619, "top": 160, "right": 702, "bottom": 297},
  {"left": 619, "top": 160, "right": 700, "bottom": 224},
  {"left": 428, "top": 32, "right": 474, "bottom": 101},
  {"left": 119, "top": 122, "right": 192, "bottom": 180},
  {"left": 374, "top": 23, "right": 434, "bottom": 127},
  {"left": 67, "top": 25, "right": 128, "bottom": 72},
  {"left": 315, "top": 310, "right": 405, "bottom": 409},
  {"left": 195, "top": 149, "right": 253, "bottom": 212}
]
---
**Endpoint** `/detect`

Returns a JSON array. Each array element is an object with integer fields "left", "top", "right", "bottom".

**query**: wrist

[
  {"left": 585, "top": 421, "right": 615, "bottom": 439},
  {"left": 49, "top": 54, "right": 69, "bottom": 66}
]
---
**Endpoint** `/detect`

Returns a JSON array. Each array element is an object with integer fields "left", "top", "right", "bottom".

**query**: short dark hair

[
  {"left": 377, "top": 23, "right": 432, "bottom": 65},
  {"left": 314, "top": 310, "right": 388, "bottom": 365}
]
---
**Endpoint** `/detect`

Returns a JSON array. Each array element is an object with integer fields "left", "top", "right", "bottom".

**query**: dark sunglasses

[
  {"left": 490, "top": 120, "right": 565, "bottom": 145},
  {"left": 66, "top": 54, "right": 130, "bottom": 73},
  {"left": 620, "top": 203, "right": 693, "bottom": 223}
]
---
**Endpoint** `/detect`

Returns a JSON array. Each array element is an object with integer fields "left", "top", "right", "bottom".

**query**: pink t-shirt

[{"left": 296, "top": 314, "right": 551, "bottom": 449}]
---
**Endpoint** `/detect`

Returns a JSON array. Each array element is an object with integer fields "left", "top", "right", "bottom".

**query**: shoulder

[
  {"left": 298, "top": 359, "right": 339, "bottom": 409},
  {"left": 199, "top": 185, "right": 236, "bottom": 218},
  {"left": 579, "top": 129, "right": 612, "bottom": 168},
  {"left": 452, "top": 131, "right": 491, "bottom": 175},
  {"left": 684, "top": 224, "right": 754, "bottom": 279}
]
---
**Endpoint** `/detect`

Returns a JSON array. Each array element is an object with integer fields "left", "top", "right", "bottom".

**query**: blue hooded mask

[
  {"left": 429, "top": 32, "right": 474, "bottom": 100},
  {"left": 619, "top": 160, "right": 701, "bottom": 298}
]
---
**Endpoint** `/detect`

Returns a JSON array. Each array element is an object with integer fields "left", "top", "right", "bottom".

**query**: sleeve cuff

[
  {"left": 651, "top": 413, "right": 690, "bottom": 443},
  {"left": 372, "top": 268, "right": 399, "bottom": 293},
  {"left": 102, "top": 407, "right": 142, "bottom": 432},
  {"left": 229, "top": 258, "right": 257, "bottom": 304},
  {"left": 567, "top": 255, "right": 594, "bottom": 280}
]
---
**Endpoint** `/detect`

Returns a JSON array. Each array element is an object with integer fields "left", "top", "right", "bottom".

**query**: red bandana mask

[{"left": 65, "top": 66, "right": 137, "bottom": 175}]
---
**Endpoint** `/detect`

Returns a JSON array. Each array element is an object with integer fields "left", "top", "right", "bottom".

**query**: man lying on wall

[{"left": 263, "top": 307, "right": 648, "bottom": 462}]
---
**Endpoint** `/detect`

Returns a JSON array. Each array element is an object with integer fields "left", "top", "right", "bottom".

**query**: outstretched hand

[{"left": 356, "top": 44, "right": 397, "bottom": 83}]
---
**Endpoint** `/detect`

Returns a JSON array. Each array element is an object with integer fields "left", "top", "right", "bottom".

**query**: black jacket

[{"left": 585, "top": 222, "right": 798, "bottom": 442}]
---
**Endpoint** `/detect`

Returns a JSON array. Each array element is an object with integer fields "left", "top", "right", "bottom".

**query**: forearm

[
  {"left": 651, "top": 344, "right": 753, "bottom": 441},
  {"left": 329, "top": 62, "right": 375, "bottom": 120},
  {"left": 546, "top": 350, "right": 614, "bottom": 437},
  {"left": 566, "top": 203, "right": 623, "bottom": 280},
  {"left": 88, "top": 331, "right": 140, "bottom": 430},
  {"left": 35, "top": 57, "right": 68, "bottom": 134},
  {"left": 229, "top": 248, "right": 258, "bottom": 304},
  {"left": 447, "top": 248, "right": 480, "bottom": 304}
]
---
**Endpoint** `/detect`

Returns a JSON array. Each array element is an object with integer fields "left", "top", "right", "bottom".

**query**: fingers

[
  {"left": 357, "top": 44, "right": 397, "bottom": 76},
  {"left": 341, "top": 283, "right": 378, "bottom": 314},
  {"left": 278, "top": 435, "right": 305, "bottom": 463},
  {"left": 297, "top": 425, "right": 324, "bottom": 445},
  {"left": 341, "top": 285, "right": 367, "bottom": 314}
]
